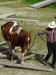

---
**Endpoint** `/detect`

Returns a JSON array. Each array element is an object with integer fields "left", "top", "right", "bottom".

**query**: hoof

[
  {"left": 10, "top": 59, "right": 13, "bottom": 61},
  {"left": 21, "top": 61, "right": 24, "bottom": 64}
]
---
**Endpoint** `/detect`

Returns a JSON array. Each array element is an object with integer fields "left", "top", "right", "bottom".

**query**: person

[{"left": 36, "top": 21, "right": 56, "bottom": 68}]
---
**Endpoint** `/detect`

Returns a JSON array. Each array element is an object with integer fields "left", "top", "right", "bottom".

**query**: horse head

[{"left": 22, "top": 31, "right": 31, "bottom": 51}]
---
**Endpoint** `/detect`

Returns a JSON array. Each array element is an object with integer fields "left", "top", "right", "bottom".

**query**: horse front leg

[
  {"left": 21, "top": 52, "right": 24, "bottom": 64},
  {"left": 21, "top": 47, "right": 25, "bottom": 64}
]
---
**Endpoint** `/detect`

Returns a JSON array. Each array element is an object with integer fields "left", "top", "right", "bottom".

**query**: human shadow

[{"left": 35, "top": 53, "right": 46, "bottom": 65}]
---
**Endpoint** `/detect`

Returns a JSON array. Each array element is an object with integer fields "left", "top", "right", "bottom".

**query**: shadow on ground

[
  {"left": 0, "top": 47, "right": 49, "bottom": 65},
  {"left": 0, "top": 46, "right": 9, "bottom": 53},
  {"left": 35, "top": 53, "right": 46, "bottom": 65},
  {"left": 0, "top": 46, "right": 18, "bottom": 61}
]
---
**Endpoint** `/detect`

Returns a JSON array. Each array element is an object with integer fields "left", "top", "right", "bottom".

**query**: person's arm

[{"left": 36, "top": 29, "right": 46, "bottom": 35}]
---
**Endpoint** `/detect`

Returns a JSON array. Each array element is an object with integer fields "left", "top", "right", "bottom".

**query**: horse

[{"left": 1, "top": 21, "right": 31, "bottom": 63}]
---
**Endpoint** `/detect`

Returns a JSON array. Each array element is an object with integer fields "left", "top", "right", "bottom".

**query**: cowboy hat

[{"left": 48, "top": 21, "right": 56, "bottom": 28}]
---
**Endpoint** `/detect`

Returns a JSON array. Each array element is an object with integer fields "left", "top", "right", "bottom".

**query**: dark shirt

[{"left": 37, "top": 28, "right": 56, "bottom": 43}]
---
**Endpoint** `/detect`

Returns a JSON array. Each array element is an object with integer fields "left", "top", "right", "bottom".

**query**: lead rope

[
  {"left": 29, "top": 34, "right": 46, "bottom": 50},
  {"left": 29, "top": 34, "right": 37, "bottom": 50},
  {"left": 39, "top": 35, "right": 47, "bottom": 43}
]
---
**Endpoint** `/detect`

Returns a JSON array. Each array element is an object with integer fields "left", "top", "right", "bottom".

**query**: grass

[
  {"left": 0, "top": 1, "right": 29, "bottom": 8},
  {"left": 25, "top": 0, "right": 44, "bottom": 4},
  {"left": 46, "top": 3, "right": 56, "bottom": 9}
]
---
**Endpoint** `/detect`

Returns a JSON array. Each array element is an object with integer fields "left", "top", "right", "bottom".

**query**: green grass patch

[
  {"left": 25, "top": 0, "right": 44, "bottom": 4},
  {"left": 47, "top": 3, "right": 56, "bottom": 9}
]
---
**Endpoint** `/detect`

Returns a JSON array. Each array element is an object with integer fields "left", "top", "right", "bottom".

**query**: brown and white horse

[{"left": 1, "top": 21, "right": 31, "bottom": 63}]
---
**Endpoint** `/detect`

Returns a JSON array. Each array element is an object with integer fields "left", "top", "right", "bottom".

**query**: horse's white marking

[
  {"left": 12, "top": 21, "right": 17, "bottom": 26},
  {"left": 15, "top": 27, "right": 22, "bottom": 34},
  {"left": 9, "top": 21, "right": 18, "bottom": 34},
  {"left": 28, "top": 37, "right": 30, "bottom": 41},
  {"left": 28, "top": 37, "right": 30, "bottom": 48}
]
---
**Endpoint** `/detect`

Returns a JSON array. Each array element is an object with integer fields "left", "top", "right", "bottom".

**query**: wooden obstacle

[
  {"left": 29, "top": 0, "right": 56, "bottom": 8},
  {"left": 3, "top": 18, "right": 39, "bottom": 24},
  {"left": 0, "top": 52, "right": 35, "bottom": 60},
  {"left": 0, "top": 41, "right": 6, "bottom": 46},
  {"left": 0, "top": 53, "right": 54, "bottom": 72},
  {"left": 24, "top": 54, "right": 35, "bottom": 60},
  {"left": 0, "top": 65, "right": 4, "bottom": 68},
  {"left": 0, "top": 61, "right": 53, "bottom": 72},
  {"left": 0, "top": 53, "right": 7, "bottom": 59},
  {"left": 0, "top": 13, "right": 15, "bottom": 19}
]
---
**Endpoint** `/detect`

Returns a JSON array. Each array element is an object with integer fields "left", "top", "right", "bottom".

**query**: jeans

[{"left": 45, "top": 42, "right": 56, "bottom": 65}]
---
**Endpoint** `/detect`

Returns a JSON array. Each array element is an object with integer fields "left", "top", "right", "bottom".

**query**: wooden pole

[
  {"left": 0, "top": 53, "right": 7, "bottom": 59},
  {"left": 30, "top": 0, "right": 56, "bottom": 8},
  {"left": 0, "top": 41, "right": 6, "bottom": 46},
  {"left": 0, "top": 53, "right": 35, "bottom": 60},
  {"left": 24, "top": 54, "right": 35, "bottom": 60},
  {"left": 0, "top": 62, "right": 53, "bottom": 72}
]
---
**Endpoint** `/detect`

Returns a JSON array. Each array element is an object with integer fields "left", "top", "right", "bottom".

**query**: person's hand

[{"left": 35, "top": 32, "right": 38, "bottom": 35}]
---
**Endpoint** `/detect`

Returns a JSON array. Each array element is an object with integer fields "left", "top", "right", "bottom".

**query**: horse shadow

[
  {"left": 0, "top": 46, "right": 18, "bottom": 60},
  {"left": 0, "top": 47, "right": 47, "bottom": 65},
  {"left": 0, "top": 46, "right": 9, "bottom": 54}
]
